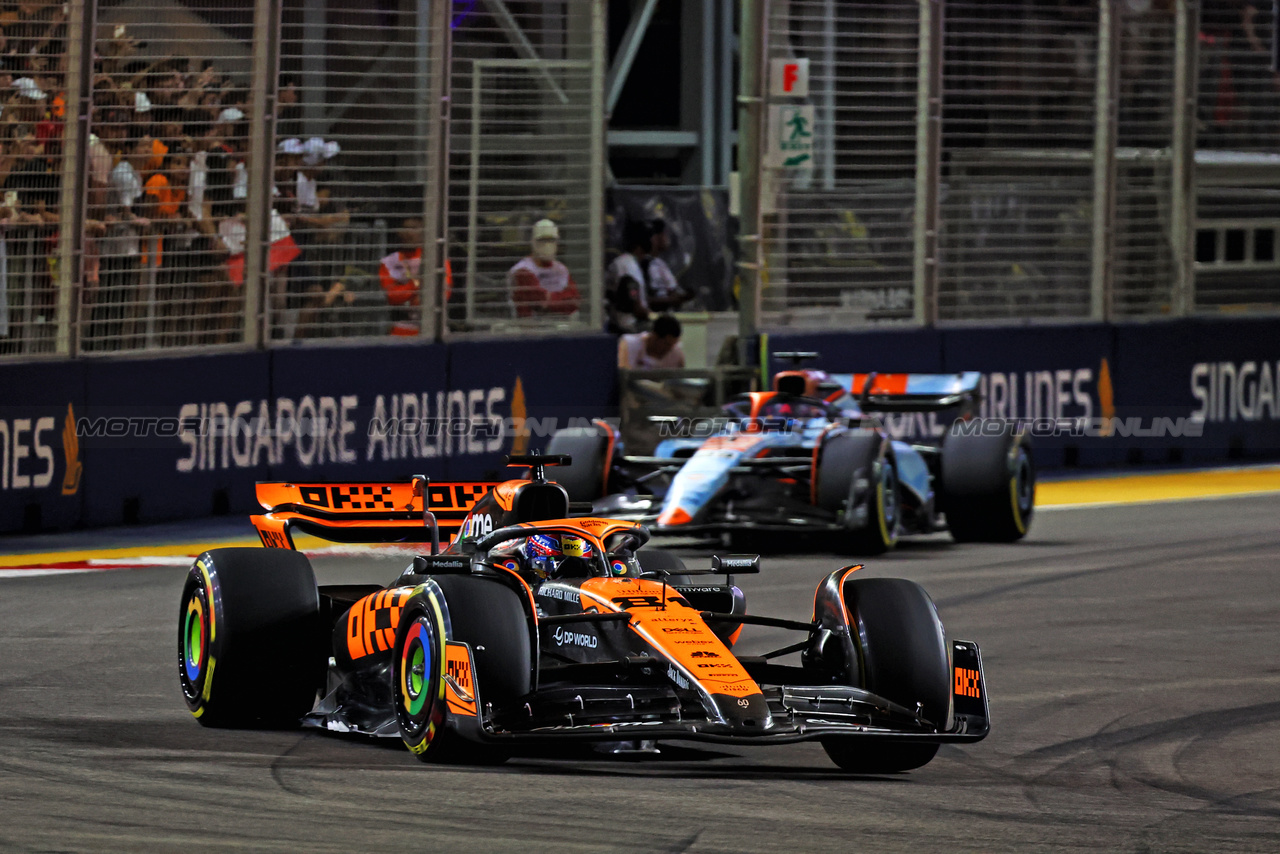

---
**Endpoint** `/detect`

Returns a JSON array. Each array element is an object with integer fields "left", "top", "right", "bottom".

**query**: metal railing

[
  {"left": 1, "top": 0, "right": 605, "bottom": 360},
  {"left": 5, "top": 1, "right": 1280, "bottom": 362},
  {"left": 756, "top": 0, "right": 1280, "bottom": 329}
]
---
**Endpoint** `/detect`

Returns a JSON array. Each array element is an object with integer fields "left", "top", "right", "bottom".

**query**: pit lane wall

[
  {"left": 3, "top": 319, "right": 1280, "bottom": 534},
  {"left": 0, "top": 335, "right": 618, "bottom": 533},
  {"left": 768, "top": 317, "right": 1280, "bottom": 470}
]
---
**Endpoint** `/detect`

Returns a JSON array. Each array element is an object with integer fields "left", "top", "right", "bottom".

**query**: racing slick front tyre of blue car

[
  {"left": 816, "top": 431, "right": 899, "bottom": 555},
  {"left": 941, "top": 427, "right": 1034, "bottom": 543},
  {"left": 178, "top": 548, "right": 324, "bottom": 728},
  {"left": 821, "top": 578, "right": 949, "bottom": 773},
  {"left": 546, "top": 425, "right": 610, "bottom": 503}
]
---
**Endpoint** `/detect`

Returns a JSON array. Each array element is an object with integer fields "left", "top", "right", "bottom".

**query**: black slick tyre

[
  {"left": 178, "top": 548, "right": 323, "bottom": 728},
  {"left": 547, "top": 426, "right": 610, "bottom": 502},
  {"left": 820, "top": 577, "right": 950, "bottom": 773},
  {"left": 395, "top": 576, "right": 531, "bottom": 764},
  {"left": 941, "top": 427, "right": 1034, "bottom": 542},
  {"left": 816, "top": 430, "right": 899, "bottom": 555}
]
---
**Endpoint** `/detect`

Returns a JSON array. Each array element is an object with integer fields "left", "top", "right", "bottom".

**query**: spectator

[
  {"left": 643, "top": 218, "right": 692, "bottom": 312},
  {"left": 380, "top": 217, "right": 425, "bottom": 336},
  {"left": 280, "top": 137, "right": 351, "bottom": 337},
  {"left": 506, "top": 218, "right": 580, "bottom": 318},
  {"left": 605, "top": 219, "right": 651, "bottom": 333},
  {"left": 617, "top": 313, "right": 685, "bottom": 369},
  {"left": 96, "top": 132, "right": 154, "bottom": 348}
]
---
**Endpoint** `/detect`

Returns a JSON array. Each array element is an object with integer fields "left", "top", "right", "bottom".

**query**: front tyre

[
  {"left": 820, "top": 577, "right": 950, "bottom": 773},
  {"left": 817, "top": 431, "right": 899, "bottom": 555},
  {"left": 392, "top": 599, "right": 451, "bottom": 760}
]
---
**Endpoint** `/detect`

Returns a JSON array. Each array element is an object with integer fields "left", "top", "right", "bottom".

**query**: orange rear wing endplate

[{"left": 251, "top": 480, "right": 499, "bottom": 549}]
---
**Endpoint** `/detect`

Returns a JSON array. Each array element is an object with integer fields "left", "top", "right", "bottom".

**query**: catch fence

[
  {"left": 2, "top": 0, "right": 604, "bottom": 358},
  {"left": 757, "top": 0, "right": 1280, "bottom": 327},
  {"left": 3, "top": 1, "right": 1279, "bottom": 361}
]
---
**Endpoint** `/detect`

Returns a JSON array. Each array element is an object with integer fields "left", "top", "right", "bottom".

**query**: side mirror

[{"left": 711, "top": 554, "right": 760, "bottom": 574}]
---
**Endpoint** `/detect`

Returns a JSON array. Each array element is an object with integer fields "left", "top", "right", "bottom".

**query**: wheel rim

[
  {"left": 1012, "top": 447, "right": 1034, "bottom": 522},
  {"left": 397, "top": 617, "right": 436, "bottom": 735},
  {"left": 179, "top": 579, "right": 210, "bottom": 703},
  {"left": 877, "top": 461, "right": 899, "bottom": 544}
]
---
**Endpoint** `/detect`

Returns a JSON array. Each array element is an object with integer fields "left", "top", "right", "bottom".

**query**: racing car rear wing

[
  {"left": 841, "top": 371, "right": 982, "bottom": 413},
  {"left": 250, "top": 478, "right": 499, "bottom": 552}
]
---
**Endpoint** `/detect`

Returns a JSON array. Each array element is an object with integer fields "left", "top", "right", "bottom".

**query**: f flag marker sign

[
  {"left": 769, "top": 59, "right": 812, "bottom": 169},
  {"left": 770, "top": 58, "right": 809, "bottom": 98}
]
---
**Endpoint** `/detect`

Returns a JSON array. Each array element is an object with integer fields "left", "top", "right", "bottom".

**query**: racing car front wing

[{"left": 478, "top": 639, "right": 989, "bottom": 746}]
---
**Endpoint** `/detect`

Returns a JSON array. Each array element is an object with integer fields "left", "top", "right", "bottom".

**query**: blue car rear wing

[{"left": 832, "top": 372, "right": 983, "bottom": 413}]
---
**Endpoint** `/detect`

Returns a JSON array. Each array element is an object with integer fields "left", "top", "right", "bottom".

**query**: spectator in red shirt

[
  {"left": 379, "top": 217, "right": 452, "bottom": 336},
  {"left": 506, "top": 218, "right": 580, "bottom": 318}
]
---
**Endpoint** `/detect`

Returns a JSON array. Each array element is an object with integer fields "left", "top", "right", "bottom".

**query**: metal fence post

[
  {"left": 421, "top": 0, "right": 451, "bottom": 342},
  {"left": 1090, "top": 0, "right": 1119, "bottom": 322},
  {"left": 589, "top": 0, "right": 606, "bottom": 333},
  {"left": 1170, "top": 0, "right": 1199, "bottom": 317},
  {"left": 55, "top": 0, "right": 96, "bottom": 357},
  {"left": 737, "top": 0, "right": 768, "bottom": 359},
  {"left": 913, "top": 0, "right": 943, "bottom": 327},
  {"left": 245, "top": 0, "right": 283, "bottom": 348}
]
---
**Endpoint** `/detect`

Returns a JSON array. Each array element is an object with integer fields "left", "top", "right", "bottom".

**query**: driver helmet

[{"left": 524, "top": 533, "right": 594, "bottom": 579}]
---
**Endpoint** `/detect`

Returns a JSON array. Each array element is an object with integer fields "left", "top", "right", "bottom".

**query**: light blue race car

[{"left": 548, "top": 357, "right": 1034, "bottom": 553}]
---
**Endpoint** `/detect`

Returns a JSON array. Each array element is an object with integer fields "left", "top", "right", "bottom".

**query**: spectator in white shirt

[{"left": 618, "top": 313, "right": 685, "bottom": 370}]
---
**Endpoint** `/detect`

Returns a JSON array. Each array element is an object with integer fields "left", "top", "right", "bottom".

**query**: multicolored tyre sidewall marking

[
  {"left": 393, "top": 595, "right": 448, "bottom": 758},
  {"left": 178, "top": 557, "right": 219, "bottom": 719}
]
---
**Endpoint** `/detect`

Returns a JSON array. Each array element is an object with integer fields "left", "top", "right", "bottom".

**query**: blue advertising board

[
  {"left": 770, "top": 318, "right": 1280, "bottom": 469},
  {"left": 3, "top": 320, "right": 1277, "bottom": 534},
  {"left": 0, "top": 359, "right": 86, "bottom": 531},
  {"left": 446, "top": 334, "right": 620, "bottom": 479},
  {"left": 80, "top": 352, "right": 272, "bottom": 527}
]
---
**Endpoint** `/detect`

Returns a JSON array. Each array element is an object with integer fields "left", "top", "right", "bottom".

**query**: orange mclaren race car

[{"left": 178, "top": 455, "right": 988, "bottom": 773}]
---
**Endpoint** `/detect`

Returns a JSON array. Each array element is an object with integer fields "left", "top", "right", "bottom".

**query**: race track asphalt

[{"left": 1, "top": 489, "right": 1278, "bottom": 852}]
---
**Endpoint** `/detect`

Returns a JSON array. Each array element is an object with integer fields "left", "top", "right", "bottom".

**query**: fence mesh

[
  {"left": 936, "top": 1, "right": 1099, "bottom": 322},
  {"left": 3, "top": 1, "right": 1280, "bottom": 361},
  {"left": 1194, "top": 0, "right": 1280, "bottom": 310},
  {"left": 79, "top": 1, "right": 256, "bottom": 352},
  {"left": 448, "top": 3, "right": 601, "bottom": 333},
  {"left": 1, "top": 0, "right": 72, "bottom": 356},
  {"left": 761, "top": 1, "right": 920, "bottom": 327},
  {"left": 272, "top": 0, "right": 425, "bottom": 341},
  {"left": 1112, "top": 6, "right": 1178, "bottom": 318}
]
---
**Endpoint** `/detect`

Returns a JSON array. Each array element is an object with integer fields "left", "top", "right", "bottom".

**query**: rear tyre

[
  {"left": 547, "top": 426, "right": 610, "bottom": 503},
  {"left": 820, "top": 577, "right": 949, "bottom": 773},
  {"left": 941, "top": 427, "right": 1034, "bottom": 542},
  {"left": 816, "top": 431, "right": 899, "bottom": 555},
  {"left": 178, "top": 548, "right": 323, "bottom": 728}
]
